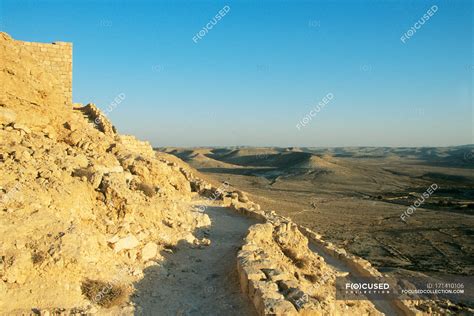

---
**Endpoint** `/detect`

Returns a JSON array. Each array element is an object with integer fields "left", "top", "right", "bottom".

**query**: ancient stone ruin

[{"left": 1, "top": 33, "right": 72, "bottom": 106}]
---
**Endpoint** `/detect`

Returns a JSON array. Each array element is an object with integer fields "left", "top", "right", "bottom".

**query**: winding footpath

[
  {"left": 133, "top": 205, "right": 257, "bottom": 315},
  {"left": 132, "top": 199, "right": 405, "bottom": 315}
]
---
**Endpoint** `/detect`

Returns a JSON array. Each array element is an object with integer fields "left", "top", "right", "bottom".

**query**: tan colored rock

[
  {"left": 141, "top": 242, "right": 158, "bottom": 261},
  {"left": 72, "top": 167, "right": 103, "bottom": 189},
  {"left": 0, "top": 107, "right": 16, "bottom": 125},
  {"left": 65, "top": 130, "right": 83, "bottom": 146},
  {"left": 4, "top": 252, "right": 33, "bottom": 284},
  {"left": 236, "top": 190, "right": 249, "bottom": 203},
  {"left": 264, "top": 299, "right": 297, "bottom": 315},
  {"left": 13, "top": 123, "right": 31, "bottom": 134},
  {"left": 112, "top": 234, "right": 140, "bottom": 253}
]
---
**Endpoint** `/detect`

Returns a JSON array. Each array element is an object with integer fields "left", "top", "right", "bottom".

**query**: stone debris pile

[{"left": 0, "top": 32, "right": 212, "bottom": 314}]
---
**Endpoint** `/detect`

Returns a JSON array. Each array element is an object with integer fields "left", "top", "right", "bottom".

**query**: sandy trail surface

[
  {"left": 309, "top": 241, "right": 404, "bottom": 316},
  {"left": 133, "top": 205, "right": 258, "bottom": 316}
]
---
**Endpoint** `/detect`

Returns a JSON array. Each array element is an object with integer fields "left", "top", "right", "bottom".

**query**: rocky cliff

[{"left": 0, "top": 32, "right": 211, "bottom": 314}]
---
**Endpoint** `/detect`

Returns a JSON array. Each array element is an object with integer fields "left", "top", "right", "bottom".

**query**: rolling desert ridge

[
  {"left": 161, "top": 146, "right": 474, "bottom": 277},
  {"left": 0, "top": 1, "right": 473, "bottom": 315}
]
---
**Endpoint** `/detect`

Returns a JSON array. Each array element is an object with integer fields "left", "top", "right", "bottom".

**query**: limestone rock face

[{"left": 0, "top": 32, "right": 210, "bottom": 314}]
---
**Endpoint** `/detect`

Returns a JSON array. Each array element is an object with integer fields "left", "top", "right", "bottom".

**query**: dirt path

[
  {"left": 132, "top": 206, "right": 258, "bottom": 316},
  {"left": 308, "top": 241, "right": 404, "bottom": 316}
]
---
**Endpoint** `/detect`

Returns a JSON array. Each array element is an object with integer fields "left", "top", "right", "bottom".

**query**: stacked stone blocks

[{"left": 16, "top": 39, "right": 72, "bottom": 105}]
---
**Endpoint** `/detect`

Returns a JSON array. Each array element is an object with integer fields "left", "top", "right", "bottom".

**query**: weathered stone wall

[
  {"left": 80, "top": 103, "right": 117, "bottom": 136},
  {"left": 117, "top": 135, "right": 155, "bottom": 157},
  {"left": 231, "top": 200, "right": 418, "bottom": 315},
  {"left": 12, "top": 36, "right": 72, "bottom": 105}
]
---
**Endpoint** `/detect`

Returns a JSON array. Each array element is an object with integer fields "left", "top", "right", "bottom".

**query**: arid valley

[{"left": 163, "top": 146, "right": 474, "bottom": 279}]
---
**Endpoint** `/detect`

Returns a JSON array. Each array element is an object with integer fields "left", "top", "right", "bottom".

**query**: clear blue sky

[{"left": 1, "top": 0, "right": 472, "bottom": 147}]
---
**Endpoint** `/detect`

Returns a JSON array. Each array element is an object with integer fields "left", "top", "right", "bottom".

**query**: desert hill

[{"left": 0, "top": 32, "right": 213, "bottom": 313}]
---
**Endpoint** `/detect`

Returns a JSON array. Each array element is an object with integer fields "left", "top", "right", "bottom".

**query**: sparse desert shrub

[
  {"left": 295, "top": 257, "right": 310, "bottom": 269},
  {"left": 81, "top": 279, "right": 128, "bottom": 308},
  {"left": 31, "top": 251, "right": 45, "bottom": 265},
  {"left": 304, "top": 274, "right": 318, "bottom": 283},
  {"left": 282, "top": 248, "right": 298, "bottom": 261},
  {"left": 294, "top": 271, "right": 300, "bottom": 280},
  {"left": 282, "top": 248, "right": 310, "bottom": 269},
  {"left": 132, "top": 181, "right": 156, "bottom": 197}
]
